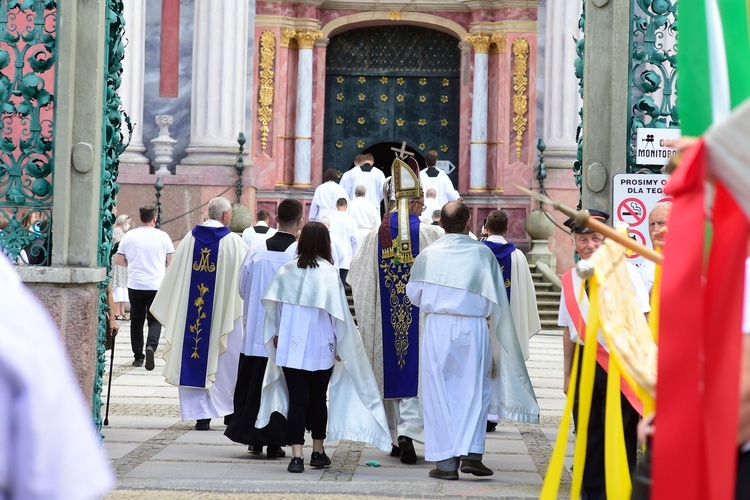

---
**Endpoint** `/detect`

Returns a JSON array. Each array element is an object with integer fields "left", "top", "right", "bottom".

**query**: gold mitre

[{"left": 391, "top": 150, "right": 422, "bottom": 264}]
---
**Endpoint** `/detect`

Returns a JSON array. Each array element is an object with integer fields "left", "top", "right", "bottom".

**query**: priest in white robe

[
  {"left": 347, "top": 152, "right": 443, "bottom": 464},
  {"left": 418, "top": 150, "right": 460, "bottom": 207},
  {"left": 0, "top": 257, "right": 114, "bottom": 499},
  {"left": 406, "top": 201, "right": 539, "bottom": 480},
  {"left": 309, "top": 168, "right": 349, "bottom": 222},
  {"left": 151, "top": 197, "right": 248, "bottom": 430},
  {"left": 482, "top": 210, "right": 541, "bottom": 360}
]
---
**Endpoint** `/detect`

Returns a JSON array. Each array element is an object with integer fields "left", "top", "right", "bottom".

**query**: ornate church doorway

[{"left": 323, "top": 25, "right": 461, "bottom": 184}]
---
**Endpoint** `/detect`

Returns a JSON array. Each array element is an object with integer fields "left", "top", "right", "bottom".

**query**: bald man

[{"left": 640, "top": 202, "right": 672, "bottom": 293}]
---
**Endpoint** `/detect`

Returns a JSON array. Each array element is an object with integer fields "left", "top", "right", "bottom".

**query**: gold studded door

[{"left": 323, "top": 26, "right": 460, "bottom": 183}]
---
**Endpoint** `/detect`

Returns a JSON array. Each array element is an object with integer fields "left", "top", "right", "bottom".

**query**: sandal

[
  {"left": 115, "top": 315, "right": 125, "bottom": 321},
  {"left": 123, "top": 314, "right": 130, "bottom": 321}
]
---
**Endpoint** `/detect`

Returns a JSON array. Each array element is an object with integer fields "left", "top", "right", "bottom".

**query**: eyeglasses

[{"left": 412, "top": 200, "right": 426, "bottom": 213}]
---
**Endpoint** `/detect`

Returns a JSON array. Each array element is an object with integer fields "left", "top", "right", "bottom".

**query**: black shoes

[
  {"left": 310, "top": 450, "right": 331, "bottom": 469},
  {"left": 266, "top": 446, "right": 286, "bottom": 459},
  {"left": 195, "top": 418, "right": 211, "bottom": 431},
  {"left": 460, "top": 459, "right": 494, "bottom": 476},
  {"left": 486, "top": 421, "right": 497, "bottom": 432},
  {"left": 132, "top": 358, "right": 144, "bottom": 367},
  {"left": 398, "top": 435, "right": 417, "bottom": 464},
  {"left": 287, "top": 457, "right": 304, "bottom": 473},
  {"left": 249, "top": 445, "right": 263, "bottom": 455},
  {"left": 429, "top": 468, "right": 459, "bottom": 480},
  {"left": 145, "top": 346, "right": 155, "bottom": 371},
  {"left": 390, "top": 444, "right": 401, "bottom": 457}
]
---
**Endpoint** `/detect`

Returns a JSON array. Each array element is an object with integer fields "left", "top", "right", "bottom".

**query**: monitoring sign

[
  {"left": 635, "top": 128, "right": 681, "bottom": 166},
  {"left": 612, "top": 174, "right": 671, "bottom": 264}
]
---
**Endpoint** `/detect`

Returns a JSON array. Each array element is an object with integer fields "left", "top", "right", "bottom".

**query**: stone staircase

[{"left": 530, "top": 263, "right": 562, "bottom": 332}]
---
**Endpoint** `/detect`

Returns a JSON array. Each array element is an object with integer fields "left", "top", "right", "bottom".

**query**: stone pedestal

[{"left": 525, "top": 208, "right": 557, "bottom": 270}]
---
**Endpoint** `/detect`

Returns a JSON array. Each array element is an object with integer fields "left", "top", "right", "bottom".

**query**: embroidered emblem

[
  {"left": 379, "top": 257, "right": 412, "bottom": 369},
  {"left": 193, "top": 248, "right": 216, "bottom": 272},
  {"left": 189, "top": 283, "right": 209, "bottom": 358}
]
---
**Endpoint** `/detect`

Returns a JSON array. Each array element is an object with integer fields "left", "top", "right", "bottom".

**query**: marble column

[
  {"left": 543, "top": 0, "right": 583, "bottom": 169},
  {"left": 467, "top": 34, "right": 490, "bottom": 191},
  {"left": 293, "top": 30, "right": 320, "bottom": 187},
  {"left": 180, "top": 0, "right": 250, "bottom": 168},
  {"left": 119, "top": 0, "right": 149, "bottom": 164}
]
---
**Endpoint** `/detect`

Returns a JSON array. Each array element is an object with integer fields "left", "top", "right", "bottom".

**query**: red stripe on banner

[
  {"left": 561, "top": 272, "right": 643, "bottom": 415},
  {"left": 703, "top": 181, "right": 747, "bottom": 499},
  {"left": 653, "top": 140, "right": 707, "bottom": 500},
  {"left": 160, "top": 0, "right": 180, "bottom": 98}
]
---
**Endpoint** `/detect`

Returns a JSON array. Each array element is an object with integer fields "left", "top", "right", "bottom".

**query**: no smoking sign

[{"left": 617, "top": 198, "right": 647, "bottom": 226}]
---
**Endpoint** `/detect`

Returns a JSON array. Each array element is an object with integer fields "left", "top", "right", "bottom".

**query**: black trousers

[
  {"left": 737, "top": 449, "right": 750, "bottom": 499},
  {"left": 127, "top": 288, "right": 161, "bottom": 360},
  {"left": 572, "top": 356, "right": 639, "bottom": 500},
  {"left": 283, "top": 366, "right": 333, "bottom": 445}
]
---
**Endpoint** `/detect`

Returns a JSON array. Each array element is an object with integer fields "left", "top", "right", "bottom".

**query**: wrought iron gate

[{"left": 324, "top": 25, "right": 460, "bottom": 182}]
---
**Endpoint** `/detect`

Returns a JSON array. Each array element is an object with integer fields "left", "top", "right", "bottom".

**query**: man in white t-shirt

[
  {"left": 115, "top": 205, "right": 175, "bottom": 369},
  {"left": 242, "top": 209, "right": 277, "bottom": 249}
]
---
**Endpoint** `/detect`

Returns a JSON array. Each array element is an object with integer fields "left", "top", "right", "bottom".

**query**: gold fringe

[
  {"left": 399, "top": 250, "right": 414, "bottom": 264},
  {"left": 381, "top": 247, "right": 395, "bottom": 259}
]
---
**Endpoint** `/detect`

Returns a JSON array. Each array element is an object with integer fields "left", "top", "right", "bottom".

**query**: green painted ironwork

[
  {"left": 573, "top": 3, "right": 585, "bottom": 210},
  {"left": 0, "top": 0, "right": 57, "bottom": 264},
  {"left": 627, "top": 0, "right": 678, "bottom": 173},
  {"left": 93, "top": 0, "right": 127, "bottom": 430}
]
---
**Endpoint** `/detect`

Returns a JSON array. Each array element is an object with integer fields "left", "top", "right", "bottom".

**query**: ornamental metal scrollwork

[
  {"left": 627, "top": 0, "right": 678, "bottom": 173},
  {"left": 0, "top": 1, "right": 57, "bottom": 265},
  {"left": 257, "top": 30, "right": 275, "bottom": 155},
  {"left": 512, "top": 38, "right": 530, "bottom": 160}
]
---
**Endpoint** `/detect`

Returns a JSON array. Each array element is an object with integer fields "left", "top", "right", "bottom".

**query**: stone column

[
  {"left": 543, "top": 0, "right": 583, "bottom": 169},
  {"left": 467, "top": 34, "right": 490, "bottom": 191},
  {"left": 581, "top": 0, "right": 631, "bottom": 212},
  {"left": 119, "top": 0, "right": 149, "bottom": 165},
  {"left": 180, "top": 0, "right": 250, "bottom": 168},
  {"left": 293, "top": 30, "right": 320, "bottom": 187}
]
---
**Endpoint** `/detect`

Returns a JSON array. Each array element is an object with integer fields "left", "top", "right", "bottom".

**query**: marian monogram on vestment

[
  {"left": 380, "top": 254, "right": 412, "bottom": 369},
  {"left": 193, "top": 247, "right": 216, "bottom": 272}
]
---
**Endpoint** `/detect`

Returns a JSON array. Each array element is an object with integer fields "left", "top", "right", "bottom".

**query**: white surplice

[
  {"left": 419, "top": 168, "right": 460, "bottom": 207},
  {"left": 484, "top": 235, "right": 542, "bottom": 360},
  {"left": 309, "top": 181, "right": 349, "bottom": 222},
  {"left": 257, "top": 258, "right": 393, "bottom": 451},
  {"left": 0, "top": 258, "right": 114, "bottom": 500},
  {"left": 239, "top": 250, "right": 294, "bottom": 357},
  {"left": 407, "top": 282, "right": 494, "bottom": 461},
  {"left": 151, "top": 220, "right": 248, "bottom": 421}
]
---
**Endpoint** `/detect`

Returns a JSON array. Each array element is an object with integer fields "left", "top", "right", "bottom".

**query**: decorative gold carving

[
  {"left": 512, "top": 37, "right": 530, "bottom": 159},
  {"left": 440, "top": 145, "right": 448, "bottom": 153},
  {"left": 380, "top": 76, "right": 388, "bottom": 84},
  {"left": 257, "top": 30, "right": 276, "bottom": 155},
  {"left": 380, "top": 94, "right": 388, "bottom": 102},
  {"left": 465, "top": 33, "right": 491, "bottom": 54},
  {"left": 441, "top": 95, "right": 449, "bottom": 103},
  {"left": 380, "top": 117, "right": 387, "bottom": 125},
  {"left": 280, "top": 28, "right": 296, "bottom": 48},
  {"left": 397, "top": 77, "right": 405, "bottom": 86},
  {"left": 335, "top": 116, "right": 344, "bottom": 125},
  {"left": 389, "top": 11, "right": 401, "bottom": 21},
  {"left": 336, "top": 76, "right": 344, "bottom": 84},
  {"left": 335, "top": 141, "right": 343, "bottom": 148},
  {"left": 359, "top": 76, "right": 366, "bottom": 83},
  {"left": 419, "top": 143, "right": 426, "bottom": 151},
  {"left": 189, "top": 283, "right": 210, "bottom": 359},
  {"left": 419, "top": 96, "right": 426, "bottom": 103},
  {"left": 296, "top": 30, "right": 321, "bottom": 49},
  {"left": 358, "top": 93, "right": 366, "bottom": 101},
  {"left": 357, "top": 117, "right": 365, "bottom": 124},
  {"left": 336, "top": 93, "right": 344, "bottom": 101},
  {"left": 442, "top": 78, "right": 450, "bottom": 87},
  {"left": 419, "top": 78, "right": 427, "bottom": 86},
  {"left": 357, "top": 140, "right": 365, "bottom": 148},
  {"left": 490, "top": 33, "right": 507, "bottom": 54},
  {"left": 440, "top": 119, "right": 448, "bottom": 126},
  {"left": 396, "top": 118, "right": 404, "bottom": 127},
  {"left": 396, "top": 94, "right": 404, "bottom": 103},
  {"left": 418, "top": 119, "right": 426, "bottom": 126}
]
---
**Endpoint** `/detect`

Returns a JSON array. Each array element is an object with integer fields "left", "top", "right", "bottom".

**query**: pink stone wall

[{"left": 27, "top": 284, "right": 100, "bottom": 404}]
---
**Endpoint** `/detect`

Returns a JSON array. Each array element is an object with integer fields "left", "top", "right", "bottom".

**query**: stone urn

[{"left": 525, "top": 208, "right": 556, "bottom": 270}]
